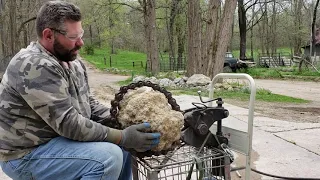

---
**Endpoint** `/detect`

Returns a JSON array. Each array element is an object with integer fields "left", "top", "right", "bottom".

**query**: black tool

[{"left": 181, "top": 91, "right": 229, "bottom": 148}]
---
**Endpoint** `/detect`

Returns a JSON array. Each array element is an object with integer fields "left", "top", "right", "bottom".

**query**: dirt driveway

[{"left": 226, "top": 79, "right": 320, "bottom": 123}]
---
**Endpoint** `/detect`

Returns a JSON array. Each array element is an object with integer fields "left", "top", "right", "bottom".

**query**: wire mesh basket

[{"left": 132, "top": 144, "right": 231, "bottom": 180}]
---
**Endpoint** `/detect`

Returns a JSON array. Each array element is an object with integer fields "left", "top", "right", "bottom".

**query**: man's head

[{"left": 36, "top": 1, "right": 84, "bottom": 62}]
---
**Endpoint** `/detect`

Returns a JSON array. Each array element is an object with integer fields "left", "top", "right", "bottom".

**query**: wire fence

[
  {"left": 258, "top": 53, "right": 293, "bottom": 68},
  {"left": 159, "top": 57, "right": 187, "bottom": 72},
  {"left": 100, "top": 56, "right": 187, "bottom": 73},
  {"left": 101, "top": 56, "right": 145, "bottom": 71}
]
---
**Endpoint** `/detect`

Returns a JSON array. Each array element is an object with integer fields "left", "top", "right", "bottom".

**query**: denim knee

[{"left": 98, "top": 143, "right": 123, "bottom": 177}]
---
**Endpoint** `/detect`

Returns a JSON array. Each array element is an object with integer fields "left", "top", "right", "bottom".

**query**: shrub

[{"left": 84, "top": 45, "right": 94, "bottom": 55}]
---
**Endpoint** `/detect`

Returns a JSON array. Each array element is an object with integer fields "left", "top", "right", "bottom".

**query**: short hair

[{"left": 36, "top": 1, "right": 82, "bottom": 38}]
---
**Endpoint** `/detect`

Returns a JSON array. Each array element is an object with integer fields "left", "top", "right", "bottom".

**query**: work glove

[
  {"left": 105, "top": 122, "right": 161, "bottom": 152},
  {"left": 120, "top": 122, "right": 161, "bottom": 152}
]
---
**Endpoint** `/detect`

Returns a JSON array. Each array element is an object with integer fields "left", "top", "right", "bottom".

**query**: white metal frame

[{"left": 208, "top": 73, "right": 256, "bottom": 180}]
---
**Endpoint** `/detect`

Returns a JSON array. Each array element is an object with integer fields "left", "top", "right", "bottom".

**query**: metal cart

[
  {"left": 132, "top": 73, "right": 256, "bottom": 180},
  {"left": 132, "top": 144, "right": 231, "bottom": 180}
]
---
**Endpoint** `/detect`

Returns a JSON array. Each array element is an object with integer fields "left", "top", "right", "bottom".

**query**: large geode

[{"left": 112, "top": 84, "right": 184, "bottom": 152}]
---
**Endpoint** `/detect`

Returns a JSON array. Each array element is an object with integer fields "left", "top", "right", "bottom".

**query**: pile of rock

[{"left": 133, "top": 74, "right": 244, "bottom": 92}]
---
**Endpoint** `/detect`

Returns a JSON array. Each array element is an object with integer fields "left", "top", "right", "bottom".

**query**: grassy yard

[{"left": 81, "top": 47, "right": 147, "bottom": 74}]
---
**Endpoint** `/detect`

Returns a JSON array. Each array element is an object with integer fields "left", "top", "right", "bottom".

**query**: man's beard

[{"left": 53, "top": 39, "right": 81, "bottom": 62}]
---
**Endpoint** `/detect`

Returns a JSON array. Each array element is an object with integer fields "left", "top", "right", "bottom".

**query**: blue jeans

[{"left": 0, "top": 137, "right": 132, "bottom": 180}]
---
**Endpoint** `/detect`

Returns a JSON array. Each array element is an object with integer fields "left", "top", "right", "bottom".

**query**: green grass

[
  {"left": 166, "top": 87, "right": 308, "bottom": 103},
  {"left": 81, "top": 47, "right": 147, "bottom": 75},
  {"left": 239, "top": 67, "right": 284, "bottom": 78},
  {"left": 238, "top": 67, "right": 320, "bottom": 81},
  {"left": 118, "top": 77, "right": 134, "bottom": 86}
]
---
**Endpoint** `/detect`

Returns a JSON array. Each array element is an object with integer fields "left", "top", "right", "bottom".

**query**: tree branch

[
  {"left": 96, "top": 2, "right": 143, "bottom": 12},
  {"left": 246, "top": 12, "right": 265, "bottom": 31},
  {"left": 244, "top": 0, "right": 259, "bottom": 12},
  {"left": 17, "top": 16, "right": 36, "bottom": 36}
]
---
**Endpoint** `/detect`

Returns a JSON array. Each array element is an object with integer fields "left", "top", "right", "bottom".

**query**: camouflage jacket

[{"left": 0, "top": 42, "right": 112, "bottom": 161}]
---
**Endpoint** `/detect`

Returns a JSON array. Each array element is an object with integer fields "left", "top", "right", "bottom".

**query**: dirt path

[{"left": 84, "top": 61, "right": 129, "bottom": 90}]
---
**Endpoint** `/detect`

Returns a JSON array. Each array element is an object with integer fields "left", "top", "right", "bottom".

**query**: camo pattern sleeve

[
  {"left": 89, "top": 95, "right": 113, "bottom": 124},
  {"left": 77, "top": 60, "right": 112, "bottom": 124},
  {"left": 0, "top": 42, "right": 112, "bottom": 161}
]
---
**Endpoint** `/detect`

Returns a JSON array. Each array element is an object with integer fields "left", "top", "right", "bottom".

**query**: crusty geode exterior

[{"left": 117, "top": 86, "right": 184, "bottom": 151}]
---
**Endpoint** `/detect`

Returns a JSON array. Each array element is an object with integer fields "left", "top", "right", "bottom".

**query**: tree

[
  {"left": 0, "top": 0, "right": 38, "bottom": 71},
  {"left": 238, "top": 0, "right": 247, "bottom": 59},
  {"left": 202, "top": 0, "right": 220, "bottom": 75},
  {"left": 311, "top": 0, "right": 320, "bottom": 57},
  {"left": 175, "top": 2, "right": 186, "bottom": 70},
  {"left": 209, "top": 0, "right": 238, "bottom": 78},
  {"left": 238, "top": 0, "right": 265, "bottom": 59},
  {"left": 167, "top": 0, "right": 180, "bottom": 70},
  {"left": 186, "top": 0, "right": 237, "bottom": 78},
  {"left": 142, "top": 0, "right": 160, "bottom": 73},
  {"left": 186, "top": 0, "right": 201, "bottom": 76},
  {"left": 292, "top": 0, "right": 303, "bottom": 56}
]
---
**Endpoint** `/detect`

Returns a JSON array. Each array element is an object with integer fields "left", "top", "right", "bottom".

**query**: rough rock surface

[
  {"left": 117, "top": 86, "right": 184, "bottom": 151},
  {"left": 186, "top": 74, "right": 211, "bottom": 86}
]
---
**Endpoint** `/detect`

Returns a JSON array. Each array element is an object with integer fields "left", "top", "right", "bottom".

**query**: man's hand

[{"left": 120, "top": 122, "right": 161, "bottom": 152}]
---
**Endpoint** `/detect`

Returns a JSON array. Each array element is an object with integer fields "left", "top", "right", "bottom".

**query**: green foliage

[{"left": 84, "top": 45, "right": 95, "bottom": 55}]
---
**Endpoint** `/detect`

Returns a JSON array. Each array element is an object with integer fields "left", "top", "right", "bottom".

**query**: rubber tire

[{"left": 223, "top": 65, "right": 232, "bottom": 73}]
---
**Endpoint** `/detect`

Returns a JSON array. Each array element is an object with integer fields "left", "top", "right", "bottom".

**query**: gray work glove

[{"left": 120, "top": 122, "right": 161, "bottom": 152}]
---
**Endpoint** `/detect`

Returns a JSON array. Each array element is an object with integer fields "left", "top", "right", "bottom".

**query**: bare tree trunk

[
  {"left": 293, "top": 0, "right": 303, "bottom": 56},
  {"left": 0, "top": 0, "right": 6, "bottom": 58},
  {"left": 9, "top": 0, "right": 17, "bottom": 55},
  {"left": 186, "top": 0, "right": 201, "bottom": 76},
  {"left": 95, "top": 20, "right": 102, "bottom": 48},
  {"left": 311, "top": 0, "right": 320, "bottom": 57},
  {"left": 250, "top": 3, "right": 255, "bottom": 58},
  {"left": 167, "top": 0, "right": 179, "bottom": 71},
  {"left": 204, "top": 0, "right": 220, "bottom": 76},
  {"left": 263, "top": 1, "right": 269, "bottom": 55},
  {"left": 209, "top": 0, "right": 237, "bottom": 78},
  {"left": 144, "top": 0, "right": 159, "bottom": 74},
  {"left": 89, "top": 25, "right": 93, "bottom": 45},
  {"left": 176, "top": 9, "right": 186, "bottom": 70},
  {"left": 238, "top": 0, "right": 247, "bottom": 59},
  {"left": 271, "top": 0, "right": 277, "bottom": 54},
  {"left": 108, "top": 0, "right": 116, "bottom": 54}
]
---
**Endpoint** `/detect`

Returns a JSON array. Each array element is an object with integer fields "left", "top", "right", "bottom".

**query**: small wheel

[{"left": 223, "top": 65, "right": 232, "bottom": 73}]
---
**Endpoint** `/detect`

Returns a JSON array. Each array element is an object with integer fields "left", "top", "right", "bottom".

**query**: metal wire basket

[{"left": 132, "top": 144, "right": 231, "bottom": 180}]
